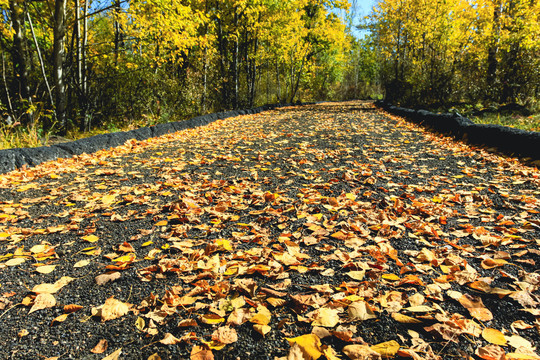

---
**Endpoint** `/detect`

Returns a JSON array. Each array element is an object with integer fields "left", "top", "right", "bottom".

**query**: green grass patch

[{"left": 470, "top": 113, "right": 540, "bottom": 132}]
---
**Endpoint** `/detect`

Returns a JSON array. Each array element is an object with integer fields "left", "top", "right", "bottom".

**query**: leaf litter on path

[{"left": 0, "top": 101, "right": 538, "bottom": 359}]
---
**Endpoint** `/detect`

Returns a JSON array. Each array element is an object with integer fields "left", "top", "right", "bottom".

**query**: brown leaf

[
  {"left": 29, "top": 293, "right": 56, "bottom": 313},
  {"left": 160, "top": 333, "right": 182, "bottom": 345},
  {"left": 458, "top": 294, "right": 493, "bottom": 321},
  {"left": 91, "top": 339, "right": 108, "bottom": 354},
  {"left": 101, "top": 348, "right": 122, "bottom": 360},
  {"left": 211, "top": 326, "right": 238, "bottom": 344},
  {"left": 190, "top": 345, "right": 214, "bottom": 360},
  {"left": 348, "top": 301, "right": 377, "bottom": 321},
  {"left": 95, "top": 272, "right": 121, "bottom": 286},
  {"left": 32, "top": 276, "right": 74, "bottom": 294},
  {"left": 475, "top": 345, "right": 506, "bottom": 360},
  {"left": 343, "top": 345, "right": 382, "bottom": 360},
  {"left": 93, "top": 296, "right": 131, "bottom": 322},
  {"left": 64, "top": 304, "right": 83, "bottom": 313}
]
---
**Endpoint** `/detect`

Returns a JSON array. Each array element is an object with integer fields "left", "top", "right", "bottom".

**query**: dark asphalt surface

[{"left": 0, "top": 101, "right": 538, "bottom": 360}]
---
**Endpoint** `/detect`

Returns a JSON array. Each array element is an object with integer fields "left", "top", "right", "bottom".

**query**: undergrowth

[{"left": 470, "top": 113, "right": 540, "bottom": 132}]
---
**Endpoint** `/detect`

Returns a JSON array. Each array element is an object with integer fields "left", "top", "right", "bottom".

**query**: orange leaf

[
  {"left": 91, "top": 339, "right": 108, "bottom": 354},
  {"left": 458, "top": 294, "right": 493, "bottom": 321},
  {"left": 191, "top": 345, "right": 214, "bottom": 360},
  {"left": 482, "top": 328, "right": 507, "bottom": 346}
]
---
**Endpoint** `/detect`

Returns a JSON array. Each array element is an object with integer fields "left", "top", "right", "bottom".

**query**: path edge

[
  {"left": 0, "top": 103, "right": 304, "bottom": 174},
  {"left": 375, "top": 101, "right": 540, "bottom": 161}
]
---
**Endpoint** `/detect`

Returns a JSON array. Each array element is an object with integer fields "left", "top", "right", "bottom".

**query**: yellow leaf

[
  {"left": 5, "top": 257, "right": 26, "bottom": 266},
  {"left": 481, "top": 258, "right": 508, "bottom": 269},
  {"left": 482, "top": 328, "right": 507, "bottom": 346},
  {"left": 201, "top": 314, "right": 225, "bottom": 325},
  {"left": 347, "top": 270, "right": 366, "bottom": 281},
  {"left": 30, "top": 244, "right": 48, "bottom": 254},
  {"left": 93, "top": 297, "right": 131, "bottom": 322},
  {"left": 51, "top": 313, "right": 70, "bottom": 326},
  {"left": 343, "top": 344, "right": 381, "bottom": 360},
  {"left": 155, "top": 220, "right": 168, "bottom": 226},
  {"left": 135, "top": 317, "right": 145, "bottom": 331},
  {"left": 370, "top": 340, "right": 400, "bottom": 356},
  {"left": 74, "top": 259, "right": 91, "bottom": 268},
  {"left": 391, "top": 313, "right": 422, "bottom": 324},
  {"left": 253, "top": 324, "right": 271, "bottom": 337},
  {"left": 112, "top": 253, "right": 136, "bottom": 262},
  {"left": 82, "top": 235, "right": 99, "bottom": 243},
  {"left": 141, "top": 240, "right": 153, "bottom": 247},
  {"left": 36, "top": 265, "right": 56, "bottom": 274},
  {"left": 102, "top": 195, "right": 117, "bottom": 205},
  {"left": 382, "top": 274, "right": 400, "bottom": 281},
  {"left": 102, "top": 348, "right": 122, "bottom": 360},
  {"left": 249, "top": 313, "right": 271, "bottom": 325},
  {"left": 286, "top": 334, "right": 323, "bottom": 360},
  {"left": 32, "top": 276, "right": 74, "bottom": 294},
  {"left": 348, "top": 301, "right": 377, "bottom": 321},
  {"left": 312, "top": 308, "right": 340, "bottom": 328}
]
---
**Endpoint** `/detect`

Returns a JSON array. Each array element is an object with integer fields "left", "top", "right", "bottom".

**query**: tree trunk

[
  {"left": 487, "top": 1, "right": 501, "bottom": 101},
  {"left": 9, "top": 0, "right": 33, "bottom": 125},
  {"left": 27, "top": 13, "right": 54, "bottom": 106},
  {"left": 53, "top": 0, "right": 67, "bottom": 133}
]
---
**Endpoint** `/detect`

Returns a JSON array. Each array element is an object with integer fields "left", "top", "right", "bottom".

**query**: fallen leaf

[
  {"left": 458, "top": 294, "right": 493, "bottom": 321},
  {"left": 475, "top": 344, "right": 506, "bottom": 360},
  {"left": 370, "top": 340, "right": 400, "bottom": 357},
  {"left": 82, "top": 235, "right": 99, "bottom": 243},
  {"left": 348, "top": 301, "right": 377, "bottom": 321},
  {"left": 391, "top": 313, "right": 422, "bottom": 324},
  {"left": 29, "top": 293, "right": 56, "bottom": 313},
  {"left": 51, "top": 313, "right": 69, "bottom": 325},
  {"left": 191, "top": 345, "right": 214, "bottom": 360},
  {"left": 95, "top": 272, "right": 121, "bottom": 286},
  {"left": 5, "top": 258, "right": 26, "bottom": 266},
  {"left": 347, "top": 270, "right": 366, "bottom": 281},
  {"left": 312, "top": 308, "right": 340, "bottom": 327},
  {"left": 101, "top": 348, "right": 122, "bottom": 360},
  {"left": 286, "top": 334, "right": 323, "bottom": 360},
  {"left": 481, "top": 258, "right": 507, "bottom": 269},
  {"left": 32, "top": 276, "right": 74, "bottom": 294},
  {"left": 482, "top": 328, "right": 507, "bottom": 346},
  {"left": 211, "top": 326, "right": 238, "bottom": 344},
  {"left": 160, "top": 333, "right": 182, "bottom": 345},
  {"left": 35, "top": 265, "right": 56, "bottom": 274},
  {"left": 74, "top": 259, "right": 91, "bottom": 268},
  {"left": 343, "top": 344, "right": 382, "bottom": 360},
  {"left": 91, "top": 339, "right": 109, "bottom": 354},
  {"left": 64, "top": 304, "right": 83, "bottom": 313},
  {"left": 93, "top": 296, "right": 131, "bottom": 321}
]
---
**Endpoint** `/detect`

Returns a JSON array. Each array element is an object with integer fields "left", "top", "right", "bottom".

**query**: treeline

[
  {"left": 0, "top": 0, "right": 374, "bottom": 137},
  {"left": 370, "top": 0, "right": 540, "bottom": 110}
]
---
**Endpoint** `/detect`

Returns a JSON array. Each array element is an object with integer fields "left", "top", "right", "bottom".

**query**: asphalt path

[{"left": 0, "top": 101, "right": 538, "bottom": 360}]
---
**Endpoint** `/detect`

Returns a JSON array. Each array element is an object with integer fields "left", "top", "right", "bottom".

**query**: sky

[{"left": 350, "top": 0, "right": 377, "bottom": 37}]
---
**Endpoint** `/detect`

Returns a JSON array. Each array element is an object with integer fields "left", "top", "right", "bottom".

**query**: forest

[{"left": 0, "top": 0, "right": 538, "bottom": 146}]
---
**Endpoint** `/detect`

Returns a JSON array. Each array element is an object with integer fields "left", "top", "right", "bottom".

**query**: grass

[
  {"left": 470, "top": 112, "right": 540, "bottom": 132},
  {"left": 0, "top": 122, "right": 45, "bottom": 150}
]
